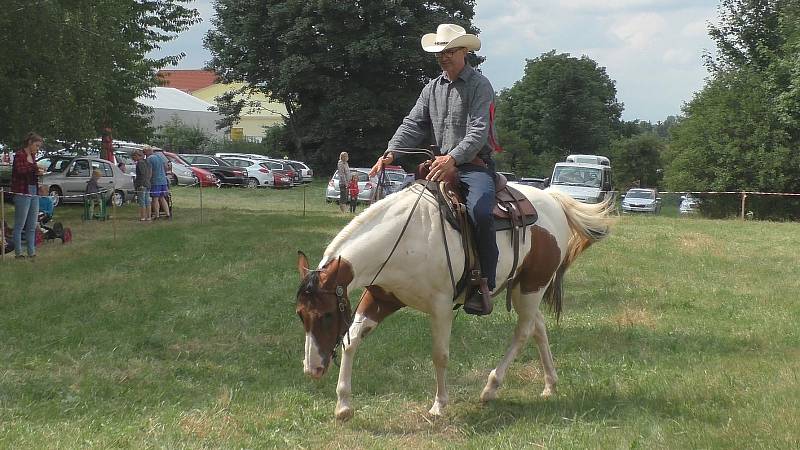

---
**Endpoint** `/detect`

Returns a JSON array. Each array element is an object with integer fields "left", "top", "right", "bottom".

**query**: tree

[
  {"left": 665, "top": 0, "right": 800, "bottom": 218},
  {"left": 495, "top": 51, "right": 623, "bottom": 162},
  {"left": 608, "top": 133, "right": 664, "bottom": 189},
  {"left": 0, "top": 1, "right": 200, "bottom": 147},
  {"left": 152, "top": 116, "right": 210, "bottom": 152},
  {"left": 205, "top": 0, "right": 481, "bottom": 170}
]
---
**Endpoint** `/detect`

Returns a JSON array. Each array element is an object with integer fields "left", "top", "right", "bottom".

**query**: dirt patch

[{"left": 611, "top": 307, "right": 658, "bottom": 329}]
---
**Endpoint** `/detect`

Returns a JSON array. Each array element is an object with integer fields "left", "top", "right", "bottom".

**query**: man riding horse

[{"left": 370, "top": 23, "right": 501, "bottom": 315}]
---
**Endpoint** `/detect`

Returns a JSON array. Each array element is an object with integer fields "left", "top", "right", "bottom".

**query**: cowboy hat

[{"left": 421, "top": 24, "right": 481, "bottom": 53}]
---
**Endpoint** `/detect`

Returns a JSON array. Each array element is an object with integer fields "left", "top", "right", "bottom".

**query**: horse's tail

[{"left": 542, "top": 191, "right": 614, "bottom": 321}]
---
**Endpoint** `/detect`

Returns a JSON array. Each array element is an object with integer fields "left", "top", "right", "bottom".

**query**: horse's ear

[{"left": 297, "top": 251, "right": 310, "bottom": 279}]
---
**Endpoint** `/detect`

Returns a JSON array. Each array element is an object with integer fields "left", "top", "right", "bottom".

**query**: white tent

[{"left": 136, "top": 87, "right": 226, "bottom": 137}]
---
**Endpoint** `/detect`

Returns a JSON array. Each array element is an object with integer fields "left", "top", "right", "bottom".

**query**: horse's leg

[
  {"left": 335, "top": 287, "right": 404, "bottom": 421},
  {"left": 480, "top": 285, "right": 539, "bottom": 402},
  {"left": 532, "top": 306, "right": 558, "bottom": 397},
  {"left": 429, "top": 306, "right": 454, "bottom": 416}
]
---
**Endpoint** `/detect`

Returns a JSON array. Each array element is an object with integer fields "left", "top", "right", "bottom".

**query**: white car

[
  {"left": 220, "top": 156, "right": 292, "bottom": 188},
  {"left": 680, "top": 194, "right": 701, "bottom": 215}
]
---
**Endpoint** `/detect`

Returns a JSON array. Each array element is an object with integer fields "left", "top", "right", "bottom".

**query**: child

[
  {"left": 132, "top": 149, "right": 152, "bottom": 221},
  {"left": 347, "top": 174, "right": 359, "bottom": 213},
  {"left": 85, "top": 169, "right": 102, "bottom": 218},
  {"left": 38, "top": 185, "right": 54, "bottom": 222}
]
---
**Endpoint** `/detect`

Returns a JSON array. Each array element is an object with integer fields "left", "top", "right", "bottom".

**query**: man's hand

[
  {"left": 368, "top": 152, "right": 394, "bottom": 177},
  {"left": 426, "top": 154, "right": 456, "bottom": 181}
]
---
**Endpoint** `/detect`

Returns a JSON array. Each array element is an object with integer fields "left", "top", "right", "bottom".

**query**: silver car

[
  {"left": 326, "top": 168, "right": 376, "bottom": 203},
  {"left": 621, "top": 188, "right": 662, "bottom": 214},
  {"left": 42, "top": 156, "right": 135, "bottom": 207}
]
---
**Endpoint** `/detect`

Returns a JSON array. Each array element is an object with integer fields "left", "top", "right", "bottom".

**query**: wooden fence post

[{"left": 740, "top": 192, "right": 747, "bottom": 220}]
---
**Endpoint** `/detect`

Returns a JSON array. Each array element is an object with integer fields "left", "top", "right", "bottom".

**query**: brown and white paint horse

[{"left": 296, "top": 183, "right": 611, "bottom": 421}]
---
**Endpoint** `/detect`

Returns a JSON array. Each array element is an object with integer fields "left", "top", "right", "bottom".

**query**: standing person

[
  {"left": 336, "top": 152, "right": 351, "bottom": 213},
  {"left": 132, "top": 149, "right": 152, "bottom": 221},
  {"left": 347, "top": 174, "right": 359, "bottom": 214},
  {"left": 11, "top": 132, "right": 43, "bottom": 259},
  {"left": 143, "top": 146, "right": 170, "bottom": 219},
  {"left": 85, "top": 170, "right": 103, "bottom": 218},
  {"left": 369, "top": 24, "right": 501, "bottom": 315}
]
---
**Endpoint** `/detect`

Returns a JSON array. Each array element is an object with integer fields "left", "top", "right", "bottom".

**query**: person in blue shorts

[{"left": 144, "top": 146, "right": 170, "bottom": 219}]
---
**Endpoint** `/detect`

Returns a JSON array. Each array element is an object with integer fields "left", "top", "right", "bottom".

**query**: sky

[{"left": 150, "top": 0, "right": 720, "bottom": 123}]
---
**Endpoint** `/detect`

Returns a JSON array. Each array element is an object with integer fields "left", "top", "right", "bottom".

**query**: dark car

[{"left": 180, "top": 154, "right": 247, "bottom": 187}]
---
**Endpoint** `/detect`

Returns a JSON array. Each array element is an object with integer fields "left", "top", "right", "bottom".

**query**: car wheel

[
  {"left": 170, "top": 174, "right": 178, "bottom": 186},
  {"left": 247, "top": 178, "right": 259, "bottom": 188},
  {"left": 110, "top": 190, "right": 124, "bottom": 207},
  {"left": 49, "top": 186, "right": 62, "bottom": 207}
]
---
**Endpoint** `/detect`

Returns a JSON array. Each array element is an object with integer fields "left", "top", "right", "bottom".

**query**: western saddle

[{"left": 415, "top": 163, "right": 538, "bottom": 312}]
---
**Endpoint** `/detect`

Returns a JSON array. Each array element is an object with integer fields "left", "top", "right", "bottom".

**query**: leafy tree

[
  {"left": 152, "top": 116, "right": 210, "bottom": 152},
  {"left": 0, "top": 1, "right": 200, "bottom": 147},
  {"left": 666, "top": 0, "right": 800, "bottom": 218},
  {"left": 205, "top": 0, "right": 481, "bottom": 170},
  {"left": 608, "top": 133, "right": 664, "bottom": 189},
  {"left": 495, "top": 51, "right": 623, "bottom": 162}
]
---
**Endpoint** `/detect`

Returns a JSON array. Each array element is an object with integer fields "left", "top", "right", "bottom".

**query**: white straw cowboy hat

[{"left": 421, "top": 24, "right": 481, "bottom": 53}]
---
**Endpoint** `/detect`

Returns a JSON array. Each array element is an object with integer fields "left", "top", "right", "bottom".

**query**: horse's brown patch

[
  {"left": 517, "top": 225, "right": 562, "bottom": 294},
  {"left": 357, "top": 286, "right": 406, "bottom": 324}
]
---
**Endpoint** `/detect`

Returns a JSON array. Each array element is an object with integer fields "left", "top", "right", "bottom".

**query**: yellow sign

[{"left": 231, "top": 127, "right": 244, "bottom": 141}]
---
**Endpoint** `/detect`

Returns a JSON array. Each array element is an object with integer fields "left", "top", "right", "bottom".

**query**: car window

[
  {"left": 49, "top": 158, "right": 71, "bottom": 172},
  {"left": 355, "top": 171, "right": 369, "bottom": 182},
  {"left": 68, "top": 159, "right": 90, "bottom": 177},
  {"left": 93, "top": 161, "right": 114, "bottom": 177},
  {"left": 386, "top": 172, "right": 406, "bottom": 182},
  {"left": 213, "top": 157, "right": 232, "bottom": 166},
  {"left": 193, "top": 156, "right": 214, "bottom": 165},
  {"left": 266, "top": 161, "right": 281, "bottom": 170},
  {"left": 224, "top": 158, "right": 244, "bottom": 167}
]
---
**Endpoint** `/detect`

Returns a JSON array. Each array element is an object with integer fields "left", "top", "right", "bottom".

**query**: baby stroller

[{"left": 39, "top": 209, "right": 72, "bottom": 244}]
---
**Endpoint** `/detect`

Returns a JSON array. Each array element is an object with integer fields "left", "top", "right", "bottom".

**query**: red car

[{"left": 161, "top": 150, "right": 218, "bottom": 187}]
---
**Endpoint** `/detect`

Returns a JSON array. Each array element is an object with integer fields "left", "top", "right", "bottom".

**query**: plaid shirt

[
  {"left": 11, "top": 150, "right": 38, "bottom": 194},
  {"left": 388, "top": 64, "right": 500, "bottom": 165}
]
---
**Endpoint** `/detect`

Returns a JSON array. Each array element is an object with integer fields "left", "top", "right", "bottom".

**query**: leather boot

[{"left": 463, "top": 277, "right": 493, "bottom": 316}]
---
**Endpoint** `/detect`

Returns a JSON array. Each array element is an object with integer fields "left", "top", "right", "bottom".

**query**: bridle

[{"left": 299, "top": 256, "right": 353, "bottom": 363}]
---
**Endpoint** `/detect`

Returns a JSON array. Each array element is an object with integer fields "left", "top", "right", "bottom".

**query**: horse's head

[{"left": 295, "top": 251, "right": 354, "bottom": 379}]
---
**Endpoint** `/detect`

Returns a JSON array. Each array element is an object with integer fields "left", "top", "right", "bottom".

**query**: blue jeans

[
  {"left": 459, "top": 163, "right": 498, "bottom": 290},
  {"left": 13, "top": 185, "right": 39, "bottom": 256}
]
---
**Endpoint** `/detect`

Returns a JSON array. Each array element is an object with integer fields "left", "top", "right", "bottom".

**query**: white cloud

[{"left": 610, "top": 13, "right": 667, "bottom": 50}]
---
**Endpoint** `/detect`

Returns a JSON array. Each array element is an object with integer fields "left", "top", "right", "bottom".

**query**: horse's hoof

[
  {"left": 335, "top": 406, "right": 354, "bottom": 422},
  {"left": 480, "top": 387, "right": 498, "bottom": 403},
  {"left": 540, "top": 387, "right": 557, "bottom": 398},
  {"left": 428, "top": 403, "right": 446, "bottom": 416}
]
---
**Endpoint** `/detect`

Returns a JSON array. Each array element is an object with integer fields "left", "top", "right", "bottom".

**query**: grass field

[{"left": 1, "top": 183, "right": 799, "bottom": 448}]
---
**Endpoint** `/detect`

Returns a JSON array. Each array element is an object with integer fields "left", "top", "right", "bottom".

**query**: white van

[
  {"left": 566, "top": 154, "right": 610, "bottom": 166},
  {"left": 546, "top": 161, "right": 613, "bottom": 204}
]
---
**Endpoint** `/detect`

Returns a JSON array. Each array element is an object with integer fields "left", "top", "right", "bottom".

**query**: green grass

[{"left": 1, "top": 183, "right": 799, "bottom": 448}]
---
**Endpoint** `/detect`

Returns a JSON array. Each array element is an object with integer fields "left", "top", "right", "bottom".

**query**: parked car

[
  {"left": 326, "top": 168, "right": 375, "bottom": 204},
  {"left": 37, "top": 154, "right": 78, "bottom": 174},
  {"left": 180, "top": 154, "right": 247, "bottom": 187},
  {"left": 42, "top": 156, "right": 135, "bottom": 207},
  {"left": 373, "top": 167, "right": 413, "bottom": 196},
  {"left": 259, "top": 160, "right": 295, "bottom": 188},
  {"left": 158, "top": 151, "right": 203, "bottom": 186},
  {"left": 266, "top": 159, "right": 301, "bottom": 186},
  {"left": 680, "top": 194, "right": 701, "bottom": 215},
  {"left": 514, "top": 177, "right": 547, "bottom": 189},
  {"left": 114, "top": 151, "right": 136, "bottom": 174},
  {"left": 220, "top": 156, "right": 285, "bottom": 188},
  {"left": 214, "top": 152, "right": 271, "bottom": 161},
  {"left": 621, "top": 188, "right": 661, "bottom": 214},
  {"left": 284, "top": 159, "right": 314, "bottom": 183}
]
